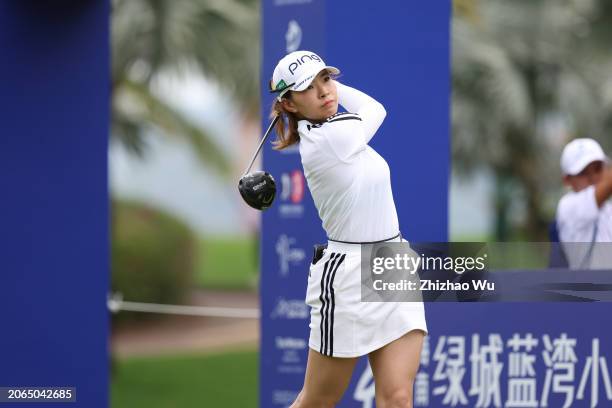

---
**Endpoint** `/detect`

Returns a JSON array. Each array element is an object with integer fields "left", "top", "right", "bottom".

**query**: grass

[
  {"left": 111, "top": 348, "right": 258, "bottom": 408},
  {"left": 195, "top": 236, "right": 259, "bottom": 289}
]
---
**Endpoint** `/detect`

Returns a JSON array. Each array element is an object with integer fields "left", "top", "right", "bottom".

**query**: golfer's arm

[
  {"left": 335, "top": 81, "right": 386, "bottom": 143},
  {"left": 595, "top": 165, "right": 612, "bottom": 207}
]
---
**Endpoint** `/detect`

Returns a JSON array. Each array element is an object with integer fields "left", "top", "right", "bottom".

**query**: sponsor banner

[
  {"left": 265, "top": 302, "right": 612, "bottom": 407},
  {"left": 261, "top": 0, "right": 451, "bottom": 406},
  {"left": 261, "top": 1, "right": 327, "bottom": 407},
  {"left": 278, "top": 169, "right": 306, "bottom": 218},
  {"left": 275, "top": 234, "right": 307, "bottom": 277},
  {"left": 349, "top": 304, "right": 612, "bottom": 407}
]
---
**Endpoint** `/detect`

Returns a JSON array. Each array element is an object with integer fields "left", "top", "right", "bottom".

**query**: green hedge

[{"left": 111, "top": 201, "right": 196, "bottom": 312}]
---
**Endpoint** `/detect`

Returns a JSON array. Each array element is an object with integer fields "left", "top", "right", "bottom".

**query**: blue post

[{"left": 0, "top": 1, "right": 109, "bottom": 407}]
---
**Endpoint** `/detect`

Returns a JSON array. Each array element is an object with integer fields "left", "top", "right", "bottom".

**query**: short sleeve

[{"left": 557, "top": 186, "right": 599, "bottom": 241}]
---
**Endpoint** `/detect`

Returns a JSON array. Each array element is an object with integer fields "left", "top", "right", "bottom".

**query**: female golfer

[{"left": 270, "top": 50, "right": 428, "bottom": 408}]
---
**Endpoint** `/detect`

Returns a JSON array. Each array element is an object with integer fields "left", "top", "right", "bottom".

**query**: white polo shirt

[
  {"left": 297, "top": 82, "right": 399, "bottom": 242},
  {"left": 556, "top": 185, "right": 612, "bottom": 269}
]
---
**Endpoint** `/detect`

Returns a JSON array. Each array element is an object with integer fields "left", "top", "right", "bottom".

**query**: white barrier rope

[{"left": 107, "top": 293, "right": 260, "bottom": 319}]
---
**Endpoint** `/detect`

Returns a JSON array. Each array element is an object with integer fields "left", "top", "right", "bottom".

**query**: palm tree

[
  {"left": 111, "top": 0, "right": 260, "bottom": 176},
  {"left": 452, "top": 0, "right": 612, "bottom": 240}
]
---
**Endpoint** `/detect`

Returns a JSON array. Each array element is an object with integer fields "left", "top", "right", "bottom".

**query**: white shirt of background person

[{"left": 556, "top": 138, "right": 612, "bottom": 269}]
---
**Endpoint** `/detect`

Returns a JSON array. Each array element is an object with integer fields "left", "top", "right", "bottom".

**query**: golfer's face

[
  {"left": 290, "top": 70, "right": 338, "bottom": 121},
  {"left": 567, "top": 161, "right": 604, "bottom": 191}
]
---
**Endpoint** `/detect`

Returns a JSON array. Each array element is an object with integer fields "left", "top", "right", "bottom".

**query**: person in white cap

[
  {"left": 556, "top": 138, "right": 612, "bottom": 269},
  {"left": 269, "top": 50, "right": 428, "bottom": 407}
]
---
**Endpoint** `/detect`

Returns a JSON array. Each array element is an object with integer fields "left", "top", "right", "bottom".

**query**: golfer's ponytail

[{"left": 270, "top": 96, "right": 300, "bottom": 150}]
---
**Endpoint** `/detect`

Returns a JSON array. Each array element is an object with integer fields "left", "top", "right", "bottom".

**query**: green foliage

[
  {"left": 111, "top": 349, "right": 258, "bottom": 408},
  {"left": 111, "top": 0, "right": 260, "bottom": 174},
  {"left": 112, "top": 0, "right": 259, "bottom": 111},
  {"left": 195, "top": 236, "right": 258, "bottom": 289},
  {"left": 112, "top": 201, "right": 196, "bottom": 309},
  {"left": 112, "top": 79, "right": 231, "bottom": 175}
]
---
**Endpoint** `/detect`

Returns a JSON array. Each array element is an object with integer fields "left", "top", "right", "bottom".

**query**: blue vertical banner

[
  {"left": 324, "top": 2, "right": 450, "bottom": 405},
  {"left": 0, "top": 1, "right": 109, "bottom": 407},
  {"left": 326, "top": 1, "right": 450, "bottom": 242},
  {"left": 260, "top": 1, "right": 328, "bottom": 407},
  {"left": 261, "top": 1, "right": 450, "bottom": 407}
]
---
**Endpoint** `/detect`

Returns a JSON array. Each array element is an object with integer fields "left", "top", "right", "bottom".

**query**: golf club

[{"left": 238, "top": 115, "right": 280, "bottom": 210}]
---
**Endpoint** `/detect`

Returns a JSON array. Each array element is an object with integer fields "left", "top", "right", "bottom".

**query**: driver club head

[{"left": 238, "top": 171, "right": 276, "bottom": 211}]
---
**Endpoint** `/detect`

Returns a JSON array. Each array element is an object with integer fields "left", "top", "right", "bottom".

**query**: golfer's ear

[{"left": 281, "top": 98, "right": 298, "bottom": 113}]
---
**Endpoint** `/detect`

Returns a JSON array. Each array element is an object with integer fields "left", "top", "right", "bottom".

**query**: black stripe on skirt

[
  {"left": 319, "top": 253, "right": 345, "bottom": 356},
  {"left": 328, "top": 253, "right": 346, "bottom": 356}
]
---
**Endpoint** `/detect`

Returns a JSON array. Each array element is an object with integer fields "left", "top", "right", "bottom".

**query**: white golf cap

[
  {"left": 560, "top": 138, "right": 607, "bottom": 175},
  {"left": 270, "top": 50, "right": 340, "bottom": 100}
]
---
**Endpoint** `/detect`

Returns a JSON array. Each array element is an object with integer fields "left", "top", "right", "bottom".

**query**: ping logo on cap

[{"left": 288, "top": 53, "right": 322, "bottom": 75}]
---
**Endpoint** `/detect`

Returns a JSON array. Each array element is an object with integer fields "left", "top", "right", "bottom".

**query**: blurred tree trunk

[{"left": 493, "top": 173, "right": 510, "bottom": 241}]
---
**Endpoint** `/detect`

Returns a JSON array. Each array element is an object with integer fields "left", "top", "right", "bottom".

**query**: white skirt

[{"left": 305, "top": 237, "right": 428, "bottom": 358}]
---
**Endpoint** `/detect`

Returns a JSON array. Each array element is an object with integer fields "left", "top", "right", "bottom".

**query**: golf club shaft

[{"left": 244, "top": 115, "right": 280, "bottom": 175}]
